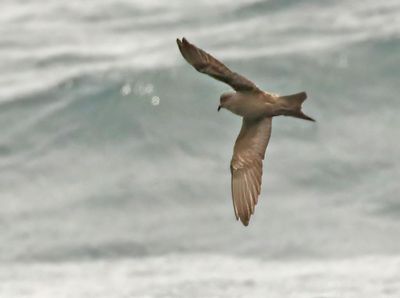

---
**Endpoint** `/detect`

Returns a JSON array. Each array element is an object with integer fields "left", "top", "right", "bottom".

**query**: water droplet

[
  {"left": 121, "top": 83, "right": 131, "bottom": 96},
  {"left": 151, "top": 96, "right": 160, "bottom": 106},
  {"left": 144, "top": 84, "right": 154, "bottom": 94},
  {"left": 133, "top": 82, "right": 154, "bottom": 95}
]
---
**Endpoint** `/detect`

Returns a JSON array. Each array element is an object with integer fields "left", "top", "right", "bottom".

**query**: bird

[{"left": 176, "top": 37, "right": 315, "bottom": 226}]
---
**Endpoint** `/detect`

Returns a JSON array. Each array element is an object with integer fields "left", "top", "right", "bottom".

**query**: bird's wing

[
  {"left": 177, "top": 37, "right": 260, "bottom": 92},
  {"left": 230, "top": 117, "right": 272, "bottom": 226}
]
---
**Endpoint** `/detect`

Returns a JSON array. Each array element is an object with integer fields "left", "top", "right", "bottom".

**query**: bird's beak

[{"left": 217, "top": 105, "right": 221, "bottom": 112}]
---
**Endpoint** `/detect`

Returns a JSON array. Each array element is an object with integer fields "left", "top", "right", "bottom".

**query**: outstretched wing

[
  {"left": 177, "top": 37, "right": 260, "bottom": 92},
  {"left": 230, "top": 117, "right": 272, "bottom": 226}
]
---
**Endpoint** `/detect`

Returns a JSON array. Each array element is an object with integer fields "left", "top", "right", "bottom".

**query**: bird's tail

[{"left": 278, "top": 92, "right": 315, "bottom": 122}]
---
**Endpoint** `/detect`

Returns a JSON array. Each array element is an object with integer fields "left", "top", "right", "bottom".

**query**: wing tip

[
  {"left": 176, "top": 38, "right": 186, "bottom": 58},
  {"left": 176, "top": 37, "right": 192, "bottom": 60},
  {"left": 176, "top": 38, "right": 184, "bottom": 48},
  {"left": 176, "top": 37, "right": 189, "bottom": 44},
  {"left": 240, "top": 217, "right": 250, "bottom": 226}
]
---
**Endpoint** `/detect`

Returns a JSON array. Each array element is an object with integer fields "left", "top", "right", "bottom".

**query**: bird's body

[
  {"left": 222, "top": 91, "right": 282, "bottom": 118},
  {"left": 177, "top": 37, "right": 314, "bottom": 226}
]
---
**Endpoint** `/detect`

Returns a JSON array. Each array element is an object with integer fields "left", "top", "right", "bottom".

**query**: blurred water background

[{"left": 1, "top": 0, "right": 400, "bottom": 297}]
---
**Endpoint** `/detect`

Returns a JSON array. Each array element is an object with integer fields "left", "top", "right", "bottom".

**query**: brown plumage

[{"left": 177, "top": 37, "right": 315, "bottom": 226}]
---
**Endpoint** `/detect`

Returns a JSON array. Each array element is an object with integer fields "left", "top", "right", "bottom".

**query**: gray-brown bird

[{"left": 177, "top": 37, "right": 314, "bottom": 226}]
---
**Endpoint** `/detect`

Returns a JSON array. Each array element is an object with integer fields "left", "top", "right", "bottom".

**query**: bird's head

[{"left": 218, "top": 92, "right": 235, "bottom": 112}]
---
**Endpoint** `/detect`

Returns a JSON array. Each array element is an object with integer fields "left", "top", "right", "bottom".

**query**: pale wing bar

[
  {"left": 230, "top": 117, "right": 272, "bottom": 226},
  {"left": 177, "top": 38, "right": 260, "bottom": 92}
]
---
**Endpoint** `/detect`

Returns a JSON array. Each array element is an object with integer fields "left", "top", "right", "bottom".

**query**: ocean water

[{"left": 1, "top": 0, "right": 400, "bottom": 297}]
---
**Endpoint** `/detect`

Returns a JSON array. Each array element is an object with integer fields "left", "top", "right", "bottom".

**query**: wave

[
  {"left": 1, "top": 0, "right": 399, "bottom": 101},
  {"left": 2, "top": 254, "right": 400, "bottom": 297},
  {"left": 1, "top": 0, "right": 400, "bottom": 265}
]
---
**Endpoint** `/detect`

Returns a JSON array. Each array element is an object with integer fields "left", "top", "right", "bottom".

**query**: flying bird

[{"left": 177, "top": 37, "right": 314, "bottom": 226}]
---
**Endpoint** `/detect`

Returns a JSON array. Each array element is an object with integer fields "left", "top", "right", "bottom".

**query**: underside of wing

[
  {"left": 230, "top": 117, "right": 272, "bottom": 226},
  {"left": 177, "top": 37, "right": 260, "bottom": 92}
]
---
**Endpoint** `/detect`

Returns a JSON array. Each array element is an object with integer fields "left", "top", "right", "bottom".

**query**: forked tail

[{"left": 278, "top": 92, "right": 315, "bottom": 122}]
